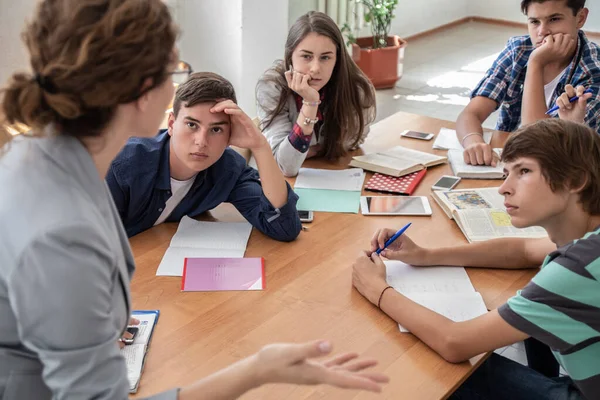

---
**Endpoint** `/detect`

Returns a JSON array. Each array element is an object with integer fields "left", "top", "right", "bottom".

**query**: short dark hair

[
  {"left": 172, "top": 72, "right": 237, "bottom": 117},
  {"left": 502, "top": 118, "right": 600, "bottom": 215},
  {"left": 521, "top": 0, "right": 586, "bottom": 15}
]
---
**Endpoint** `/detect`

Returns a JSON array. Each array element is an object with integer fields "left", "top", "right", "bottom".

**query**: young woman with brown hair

[
  {"left": 0, "top": 1, "right": 387, "bottom": 399},
  {"left": 256, "top": 11, "right": 376, "bottom": 177}
]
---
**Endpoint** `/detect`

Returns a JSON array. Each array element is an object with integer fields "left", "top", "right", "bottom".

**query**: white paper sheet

[
  {"left": 294, "top": 168, "right": 365, "bottom": 191},
  {"left": 384, "top": 261, "right": 488, "bottom": 333},
  {"left": 398, "top": 292, "right": 489, "bottom": 332},
  {"left": 433, "top": 128, "right": 492, "bottom": 150},
  {"left": 385, "top": 261, "right": 476, "bottom": 294},
  {"left": 121, "top": 343, "right": 145, "bottom": 391},
  {"left": 156, "top": 216, "right": 252, "bottom": 276}
]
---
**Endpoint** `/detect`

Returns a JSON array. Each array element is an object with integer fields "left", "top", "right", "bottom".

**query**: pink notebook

[{"left": 181, "top": 258, "right": 265, "bottom": 291}]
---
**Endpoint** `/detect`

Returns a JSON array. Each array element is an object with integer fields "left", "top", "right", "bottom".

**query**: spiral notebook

[{"left": 364, "top": 169, "right": 427, "bottom": 195}]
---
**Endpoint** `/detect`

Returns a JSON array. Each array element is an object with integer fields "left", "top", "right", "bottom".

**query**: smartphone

[
  {"left": 298, "top": 210, "right": 313, "bottom": 223},
  {"left": 400, "top": 130, "right": 434, "bottom": 141},
  {"left": 431, "top": 175, "right": 461, "bottom": 191},
  {"left": 360, "top": 196, "right": 432, "bottom": 216},
  {"left": 122, "top": 326, "right": 139, "bottom": 345}
]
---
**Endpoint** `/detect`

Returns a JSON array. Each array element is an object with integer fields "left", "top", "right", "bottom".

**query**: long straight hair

[{"left": 258, "top": 11, "right": 376, "bottom": 159}]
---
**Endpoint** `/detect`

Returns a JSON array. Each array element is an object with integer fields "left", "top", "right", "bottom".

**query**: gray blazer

[
  {"left": 0, "top": 134, "right": 177, "bottom": 400},
  {"left": 256, "top": 79, "right": 372, "bottom": 177}
]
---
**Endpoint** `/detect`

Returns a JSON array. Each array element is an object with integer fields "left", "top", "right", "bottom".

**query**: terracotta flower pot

[{"left": 351, "top": 35, "right": 407, "bottom": 89}]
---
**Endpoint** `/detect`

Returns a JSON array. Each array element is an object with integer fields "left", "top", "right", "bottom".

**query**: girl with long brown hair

[
  {"left": 256, "top": 11, "right": 376, "bottom": 177},
  {"left": 0, "top": 1, "right": 387, "bottom": 398}
]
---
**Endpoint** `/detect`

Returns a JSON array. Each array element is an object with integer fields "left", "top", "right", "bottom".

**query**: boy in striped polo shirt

[{"left": 352, "top": 117, "right": 600, "bottom": 399}]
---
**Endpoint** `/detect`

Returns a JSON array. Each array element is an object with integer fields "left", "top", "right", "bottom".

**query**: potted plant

[{"left": 342, "top": 0, "right": 406, "bottom": 89}]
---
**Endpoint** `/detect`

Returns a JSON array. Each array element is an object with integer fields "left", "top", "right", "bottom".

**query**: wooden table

[{"left": 129, "top": 112, "right": 536, "bottom": 399}]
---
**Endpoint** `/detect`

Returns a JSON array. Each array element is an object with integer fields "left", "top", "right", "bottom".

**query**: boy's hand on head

[
  {"left": 210, "top": 100, "right": 267, "bottom": 151},
  {"left": 557, "top": 84, "right": 591, "bottom": 124},
  {"left": 530, "top": 33, "right": 576, "bottom": 67}
]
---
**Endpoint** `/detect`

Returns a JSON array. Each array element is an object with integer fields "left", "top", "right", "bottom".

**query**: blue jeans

[{"left": 449, "top": 353, "right": 583, "bottom": 400}]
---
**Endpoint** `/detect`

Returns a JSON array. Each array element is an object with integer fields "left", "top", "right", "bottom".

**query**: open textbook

[
  {"left": 121, "top": 310, "right": 160, "bottom": 393},
  {"left": 431, "top": 187, "right": 547, "bottom": 242},
  {"left": 349, "top": 146, "right": 446, "bottom": 177},
  {"left": 156, "top": 216, "right": 252, "bottom": 276},
  {"left": 447, "top": 148, "right": 505, "bottom": 179},
  {"left": 385, "top": 261, "right": 488, "bottom": 332}
]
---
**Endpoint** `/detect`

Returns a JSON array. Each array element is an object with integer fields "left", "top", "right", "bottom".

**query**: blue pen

[
  {"left": 375, "top": 222, "right": 412, "bottom": 255},
  {"left": 546, "top": 88, "right": 593, "bottom": 115}
]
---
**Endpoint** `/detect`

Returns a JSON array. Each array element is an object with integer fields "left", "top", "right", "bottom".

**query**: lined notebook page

[
  {"left": 384, "top": 261, "right": 488, "bottom": 333},
  {"left": 294, "top": 168, "right": 365, "bottom": 191},
  {"left": 156, "top": 216, "right": 252, "bottom": 276},
  {"left": 398, "top": 292, "right": 489, "bottom": 332},
  {"left": 385, "top": 261, "right": 476, "bottom": 294}
]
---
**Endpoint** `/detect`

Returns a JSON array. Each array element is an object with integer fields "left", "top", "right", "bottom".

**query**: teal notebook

[
  {"left": 295, "top": 188, "right": 361, "bottom": 213},
  {"left": 294, "top": 168, "right": 364, "bottom": 214}
]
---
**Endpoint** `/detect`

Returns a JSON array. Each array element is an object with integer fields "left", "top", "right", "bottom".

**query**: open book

[
  {"left": 448, "top": 149, "right": 505, "bottom": 179},
  {"left": 156, "top": 216, "right": 252, "bottom": 276},
  {"left": 385, "top": 261, "right": 488, "bottom": 332},
  {"left": 431, "top": 187, "right": 547, "bottom": 242},
  {"left": 121, "top": 310, "right": 160, "bottom": 393},
  {"left": 349, "top": 146, "right": 446, "bottom": 177}
]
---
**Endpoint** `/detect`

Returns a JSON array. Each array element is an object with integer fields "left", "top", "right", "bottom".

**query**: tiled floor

[{"left": 374, "top": 21, "right": 528, "bottom": 127}]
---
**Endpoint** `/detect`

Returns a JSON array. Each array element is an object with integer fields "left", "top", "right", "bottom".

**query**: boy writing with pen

[{"left": 352, "top": 93, "right": 600, "bottom": 398}]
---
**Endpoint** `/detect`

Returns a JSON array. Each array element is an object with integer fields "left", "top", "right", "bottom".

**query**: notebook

[
  {"left": 447, "top": 148, "right": 505, "bottom": 179},
  {"left": 349, "top": 146, "right": 446, "bottom": 177},
  {"left": 182, "top": 257, "right": 265, "bottom": 291},
  {"left": 364, "top": 169, "right": 427, "bottom": 195},
  {"left": 432, "top": 128, "right": 492, "bottom": 150},
  {"left": 384, "top": 261, "right": 488, "bottom": 332},
  {"left": 121, "top": 310, "right": 160, "bottom": 393},
  {"left": 431, "top": 187, "right": 548, "bottom": 242},
  {"left": 294, "top": 168, "right": 364, "bottom": 213},
  {"left": 156, "top": 216, "right": 252, "bottom": 276}
]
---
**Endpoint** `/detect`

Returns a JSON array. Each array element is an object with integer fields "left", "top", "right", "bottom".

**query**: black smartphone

[
  {"left": 298, "top": 210, "right": 313, "bottom": 223},
  {"left": 122, "top": 326, "right": 139, "bottom": 345}
]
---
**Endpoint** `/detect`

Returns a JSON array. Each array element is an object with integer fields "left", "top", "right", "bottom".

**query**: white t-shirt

[
  {"left": 544, "top": 67, "right": 568, "bottom": 108},
  {"left": 153, "top": 175, "right": 197, "bottom": 226}
]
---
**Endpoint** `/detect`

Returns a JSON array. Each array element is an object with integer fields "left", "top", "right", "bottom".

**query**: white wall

[
  {"left": 0, "top": 0, "right": 38, "bottom": 86},
  {"left": 240, "top": 0, "right": 288, "bottom": 115},
  {"left": 177, "top": 0, "right": 243, "bottom": 102},
  {"left": 468, "top": 0, "right": 600, "bottom": 32},
  {"left": 175, "top": 0, "right": 288, "bottom": 114},
  {"left": 390, "top": 0, "right": 468, "bottom": 38},
  {"left": 288, "top": 0, "right": 469, "bottom": 39}
]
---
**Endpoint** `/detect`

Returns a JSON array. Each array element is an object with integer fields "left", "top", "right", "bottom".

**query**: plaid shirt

[
  {"left": 287, "top": 93, "right": 324, "bottom": 153},
  {"left": 471, "top": 30, "right": 600, "bottom": 133}
]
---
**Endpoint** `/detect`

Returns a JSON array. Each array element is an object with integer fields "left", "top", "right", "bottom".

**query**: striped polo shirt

[{"left": 499, "top": 226, "right": 600, "bottom": 400}]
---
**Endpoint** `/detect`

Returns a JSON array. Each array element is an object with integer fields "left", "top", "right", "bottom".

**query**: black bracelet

[{"left": 377, "top": 286, "right": 394, "bottom": 309}]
